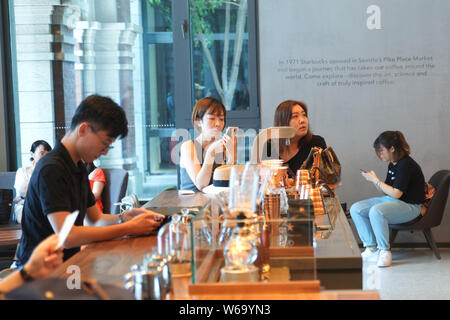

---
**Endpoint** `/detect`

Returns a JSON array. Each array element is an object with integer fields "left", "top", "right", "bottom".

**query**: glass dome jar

[{"left": 223, "top": 213, "right": 258, "bottom": 271}]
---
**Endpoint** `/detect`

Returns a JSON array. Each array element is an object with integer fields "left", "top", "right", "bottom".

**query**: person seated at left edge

[{"left": 16, "top": 94, "right": 164, "bottom": 267}]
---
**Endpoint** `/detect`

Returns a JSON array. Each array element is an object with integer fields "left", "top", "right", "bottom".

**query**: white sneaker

[
  {"left": 377, "top": 250, "right": 392, "bottom": 267},
  {"left": 361, "top": 248, "right": 379, "bottom": 262}
]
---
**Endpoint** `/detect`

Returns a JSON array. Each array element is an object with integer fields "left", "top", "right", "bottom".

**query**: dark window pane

[{"left": 189, "top": 0, "right": 250, "bottom": 111}]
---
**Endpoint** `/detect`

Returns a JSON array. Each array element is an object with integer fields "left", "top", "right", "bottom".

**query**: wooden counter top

[
  {"left": 50, "top": 235, "right": 377, "bottom": 300},
  {"left": 49, "top": 190, "right": 373, "bottom": 299},
  {"left": 50, "top": 234, "right": 192, "bottom": 299}
]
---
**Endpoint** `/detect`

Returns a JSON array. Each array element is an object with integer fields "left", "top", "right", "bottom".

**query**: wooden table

[
  {"left": 53, "top": 190, "right": 370, "bottom": 300},
  {"left": 0, "top": 223, "right": 22, "bottom": 246},
  {"left": 143, "top": 190, "right": 212, "bottom": 209}
]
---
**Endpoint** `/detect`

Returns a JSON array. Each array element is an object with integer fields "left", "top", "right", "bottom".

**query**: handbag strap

[
  {"left": 310, "top": 148, "right": 323, "bottom": 183},
  {"left": 326, "top": 149, "right": 335, "bottom": 163},
  {"left": 312, "top": 148, "right": 322, "bottom": 168}
]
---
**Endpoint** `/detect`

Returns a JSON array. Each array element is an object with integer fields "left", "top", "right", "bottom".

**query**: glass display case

[
  {"left": 146, "top": 187, "right": 360, "bottom": 293},
  {"left": 189, "top": 196, "right": 318, "bottom": 285}
]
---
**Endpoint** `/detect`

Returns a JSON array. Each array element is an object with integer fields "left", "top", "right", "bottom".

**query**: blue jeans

[{"left": 350, "top": 196, "right": 422, "bottom": 250}]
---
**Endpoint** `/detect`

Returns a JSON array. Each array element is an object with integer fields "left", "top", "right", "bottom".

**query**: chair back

[
  {"left": 101, "top": 168, "right": 129, "bottom": 214},
  {"left": 0, "top": 172, "right": 17, "bottom": 199},
  {"left": 421, "top": 170, "right": 450, "bottom": 228}
]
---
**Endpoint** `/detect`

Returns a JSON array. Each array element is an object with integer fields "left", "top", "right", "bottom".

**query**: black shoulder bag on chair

[{"left": 0, "top": 189, "right": 13, "bottom": 224}]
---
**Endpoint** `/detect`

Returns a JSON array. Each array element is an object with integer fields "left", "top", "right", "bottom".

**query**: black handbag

[{"left": 0, "top": 189, "right": 13, "bottom": 224}]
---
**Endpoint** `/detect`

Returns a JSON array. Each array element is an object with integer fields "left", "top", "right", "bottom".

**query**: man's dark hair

[{"left": 71, "top": 95, "right": 128, "bottom": 139}]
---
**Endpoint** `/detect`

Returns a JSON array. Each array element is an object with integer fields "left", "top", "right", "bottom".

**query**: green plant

[{"left": 148, "top": 0, "right": 248, "bottom": 109}]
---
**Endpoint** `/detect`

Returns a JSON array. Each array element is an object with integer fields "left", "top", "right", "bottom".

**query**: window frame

[
  {"left": 173, "top": 0, "right": 260, "bottom": 130},
  {"left": 141, "top": 0, "right": 177, "bottom": 176},
  {"left": 0, "top": 0, "right": 20, "bottom": 171}
]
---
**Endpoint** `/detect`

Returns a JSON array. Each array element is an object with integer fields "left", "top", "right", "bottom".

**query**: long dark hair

[
  {"left": 274, "top": 100, "right": 313, "bottom": 152},
  {"left": 30, "top": 140, "right": 52, "bottom": 161},
  {"left": 373, "top": 130, "right": 410, "bottom": 162}
]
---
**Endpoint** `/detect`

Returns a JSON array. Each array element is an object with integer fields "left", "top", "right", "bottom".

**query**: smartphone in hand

[
  {"left": 225, "top": 126, "right": 238, "bottom": 137},
  {"left": 223, "top": 127, "right": 238, "bottom": 165},
  {"left": 360, "top": 169, "right": 367, "bottom": 173},
  {"left": 156, "top": 215, "right": 172, "bottom": 231}
]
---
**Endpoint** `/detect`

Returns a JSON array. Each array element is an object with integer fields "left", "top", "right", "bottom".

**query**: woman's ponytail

[{"left": 395, "top": 131, "right": 410, "bottom": 155}]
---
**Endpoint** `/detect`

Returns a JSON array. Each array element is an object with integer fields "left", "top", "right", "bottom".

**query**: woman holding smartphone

[
  {"left": 179, "top": 97, "right": 236, "bottom": 191},
  {"left": 350, "top": 131, "right": 425, "bottom": 267}
]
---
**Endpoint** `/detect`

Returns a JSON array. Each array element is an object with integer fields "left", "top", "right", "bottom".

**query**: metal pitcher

[
  {"left": 144, "top": 253, "right": 173, "bottom": 299},
  {"left": 124, "top": 264, "right": 164, "bottom": 300}
]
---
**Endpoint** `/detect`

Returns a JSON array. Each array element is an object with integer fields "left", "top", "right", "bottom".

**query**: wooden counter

[
  {"left": 315, "top": 197, "right": 363, "bottom": 289},
  {"left": 50, "top": 235, "right": 192, "bottom": 299},
  {"left": 50, "top": 234, "right": 376, "bottom": 300},
  {"left": 50, "top": 190, "right": 371, "bottom": 299}
]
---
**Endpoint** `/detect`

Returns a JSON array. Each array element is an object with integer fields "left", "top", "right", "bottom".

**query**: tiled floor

[{"left": 362, "top": 248, "right": 450, "bottom": 300}]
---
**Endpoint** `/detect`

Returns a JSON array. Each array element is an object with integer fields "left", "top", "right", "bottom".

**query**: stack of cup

[
  {"left": 264, "top": 193, "right": 280, "bottom": 238},
  {"left": 297, "top": 184, "right": 311, "bottom": 200},
  {"left": 295, "top": 169, "right": 311, "bottom": 189},
  {"left": 293, "top": 169, "right": 313, "bottom": 200},
  {"left": 264, "top": 193, "right": 280, "bottom": 220}
]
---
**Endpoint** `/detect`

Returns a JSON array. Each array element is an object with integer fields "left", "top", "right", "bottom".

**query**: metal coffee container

[
  {"left": 144, "top": 253, "right": 173, "bottom": 300},
  {"left": 124, "top": 263, "right": 164, "bottom": 300}
]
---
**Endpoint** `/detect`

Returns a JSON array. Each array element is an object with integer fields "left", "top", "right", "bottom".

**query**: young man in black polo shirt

[{"left": 16, "top": 95, "right": 164, "bottom": 266}]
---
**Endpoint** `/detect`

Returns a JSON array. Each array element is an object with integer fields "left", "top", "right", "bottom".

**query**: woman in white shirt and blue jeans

[{"left": 350, "top": 131, "right": 425, "bottom": 267}]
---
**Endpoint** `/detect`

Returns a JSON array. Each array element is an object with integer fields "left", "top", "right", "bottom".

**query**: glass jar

[
  {"left": 228, "top": 163, "right": 260, "bottom": 217},
  {"left": 223, "top": 219, "right": 258, "bottom": 271},
  {"left": 156, "top": 215, "right": 173, "bottom": 257},
  {"left": 168, "top": 212, "right": 192, "bottom": 276},
  {"left": 156, "top": 212, "right": 192, "bottom": 276}
]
